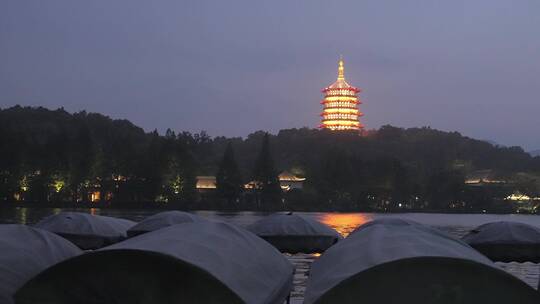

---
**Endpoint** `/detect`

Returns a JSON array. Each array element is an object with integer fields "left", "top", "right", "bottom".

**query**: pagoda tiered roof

[
  {"left": 323, "top": 79, "right": 360, "bottom": 92},
  {"left": 319, "top": 57, "right": 364, "bottom": 131}
]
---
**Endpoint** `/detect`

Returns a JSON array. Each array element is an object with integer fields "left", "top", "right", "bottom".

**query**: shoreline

[{"left": 0, "top": 203, "right": 532, "bottom": 215}]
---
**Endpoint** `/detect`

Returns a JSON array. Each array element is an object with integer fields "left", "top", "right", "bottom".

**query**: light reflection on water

[
  {"left": 89, "top": 208, "right": 98, "bottom": 216},
  {"left": 317, "top": 213, "right": 373, "bottom": 236},
  {"left": 16, "top": 207, "right": 27, "bottom": 225}
]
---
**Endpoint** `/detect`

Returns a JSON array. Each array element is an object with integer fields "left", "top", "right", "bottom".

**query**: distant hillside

[
  {"left": 1, "top": 105, "right": 540, "bottom": 211},
  {"left": 529, "top": 150, "right": 540, "bottom": 157},
  {"left": 2, "top": 105, "right": 539, "bottom": 179}
]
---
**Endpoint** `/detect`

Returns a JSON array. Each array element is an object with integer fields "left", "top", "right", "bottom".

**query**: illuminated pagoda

[{"left": 320, "top": 57, "right": 364, "bottom": 131}]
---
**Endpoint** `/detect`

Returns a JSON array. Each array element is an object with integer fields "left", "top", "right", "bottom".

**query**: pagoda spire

[{"left": 337, "top": 55, "right": 345, "bottom": 80}]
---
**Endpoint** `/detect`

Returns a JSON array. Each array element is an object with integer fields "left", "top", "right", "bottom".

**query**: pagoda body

[{"left": 320, "top": 58, "right": 364, "bottom": 131}]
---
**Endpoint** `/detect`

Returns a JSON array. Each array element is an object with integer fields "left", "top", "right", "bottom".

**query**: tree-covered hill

[{"left": 1, "top": 106, "right": 539, "bottom": 212}]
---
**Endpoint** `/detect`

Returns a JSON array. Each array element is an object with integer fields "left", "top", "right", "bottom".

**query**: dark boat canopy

[
  {"left": 304, "top": 218, "right": 539, "bottom": 304},
  {"left": 349, "top": 217, "right": 454, "bottom": 240},
  {"left": 127, "top": 210, "right": 203, "bottom": 237},
  {"left": 15, "top": 221, "right": 294, "bottom": 304},
  {"left": 247, "top": 213, "right": 342, "bottom": 253},
  {"left": 0, "top": 225, "right": 82, "bottom": 304},
  {"left": 463, "top": 221, "right": 540, "bottom": 244},
  {"left": 463, "top": 221, "right": 540, "bottom": 262},
  {"left": 34, "top": 212, "right": 135, "bottom": 249}
]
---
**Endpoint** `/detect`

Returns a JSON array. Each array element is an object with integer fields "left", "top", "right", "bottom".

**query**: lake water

[{"left": 2, "top": 207, "right": 540, "bottom": 302}]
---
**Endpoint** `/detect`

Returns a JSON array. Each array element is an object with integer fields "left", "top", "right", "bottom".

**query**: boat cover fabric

[
  {"left": 127, "top": 210, "right": 203, "bottom": 237},
  {"left": 0, "top": 225, "right": 82, "bottom": 304},
  {"left": 247, "top": 213, "right": 342, "bottom": 253},
  {"left": 248, "top": 213, "right": 340, "bottom": 237},
  {"left": 349, "top": 217, "right": 454, "bottom": 241},
  {"left": 350, "top": 217, "right": 421, "bottom": 231},
  {"left": 34, "top": 212, "right": 135, "bottom": 249},
  {"left": 304, "top": 218, "right": 534, "bottom": 304},
  {"left": 463, "top": 221, "right": 540, "bottom": 245},
  {"left": 16, "top": 221, "right": 293, "bottom": 304},
  {"left": 106, "top": 221, "right": 293, "bottom": 304},
  {"left": 462, "top": 221, "right": 540, "bottom": 262}
]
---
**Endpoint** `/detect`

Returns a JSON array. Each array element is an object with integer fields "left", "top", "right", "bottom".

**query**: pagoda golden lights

[{"left": 320, "top": 57, "right": 364, "bottom": 131}]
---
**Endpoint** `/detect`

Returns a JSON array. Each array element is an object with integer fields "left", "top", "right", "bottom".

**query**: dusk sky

[{"left": 1, "top": 0, "right": 539, "bottom": 150}]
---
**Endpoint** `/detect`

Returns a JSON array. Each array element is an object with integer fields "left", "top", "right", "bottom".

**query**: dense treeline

[{"left": 1, "top": 106, "right": 539, "bottom": 212}]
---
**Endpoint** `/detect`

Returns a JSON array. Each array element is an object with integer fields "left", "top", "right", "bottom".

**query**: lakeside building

[
  {"left": 195, "top": 176, "right": 217, "bottom": 192},
  {"left": 200, "top": 171, "right": 306, "bottom": 192},
  {"left": 505, "top": 193, "right": 540, "bottom": 213},
  {"left": 277, "top": 171, "right": 306, "bottom": 191},
  {"left": 505, "top": 193, "right": 540, "bottom": 202},
  {"left": 464, "top": 170, "right": 507, "bottom": 186},
  {"left": 320, "top": 57, "right": 364, "bottom": 131}
]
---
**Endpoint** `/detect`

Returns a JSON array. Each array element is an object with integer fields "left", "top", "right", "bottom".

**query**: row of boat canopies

[
  {"left": 304, "top": 218, "right": 540, "bottom": 304},
  {"left": 3, "top": 212, "right": 292, "bottom": 304},
  {"left": 2, "top": 211, "right": 540, "bottom": 304}
]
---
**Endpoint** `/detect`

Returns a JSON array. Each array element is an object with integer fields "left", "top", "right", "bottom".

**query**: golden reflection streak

[
  {"left": 319, "top": 213, "right": 373, "bottom": 237},
  {"left": 16, "top": 207, "right": 28, "bottom": 225}
]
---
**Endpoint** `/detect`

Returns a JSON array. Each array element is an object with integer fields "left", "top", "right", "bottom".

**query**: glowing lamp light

[
  {"left": 171, "top": 175, "right": 184, "bottom": 195},
  {"left": 90, "top": 191, "right": 100, "bottom": 202},
  {"left": 53, "top": 180, "right": 65, "bottom": 193}
]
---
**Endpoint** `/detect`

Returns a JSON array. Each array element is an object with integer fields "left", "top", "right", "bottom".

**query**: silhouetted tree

[
  {"left": 216, "top": 143, "right": 243, "bottom": 208},
  {"left": 425, "top": 169, "right": 465, "bottom": 210},
  {"left": 252, "top": 133, "right": 281, "bottom": 209}
]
